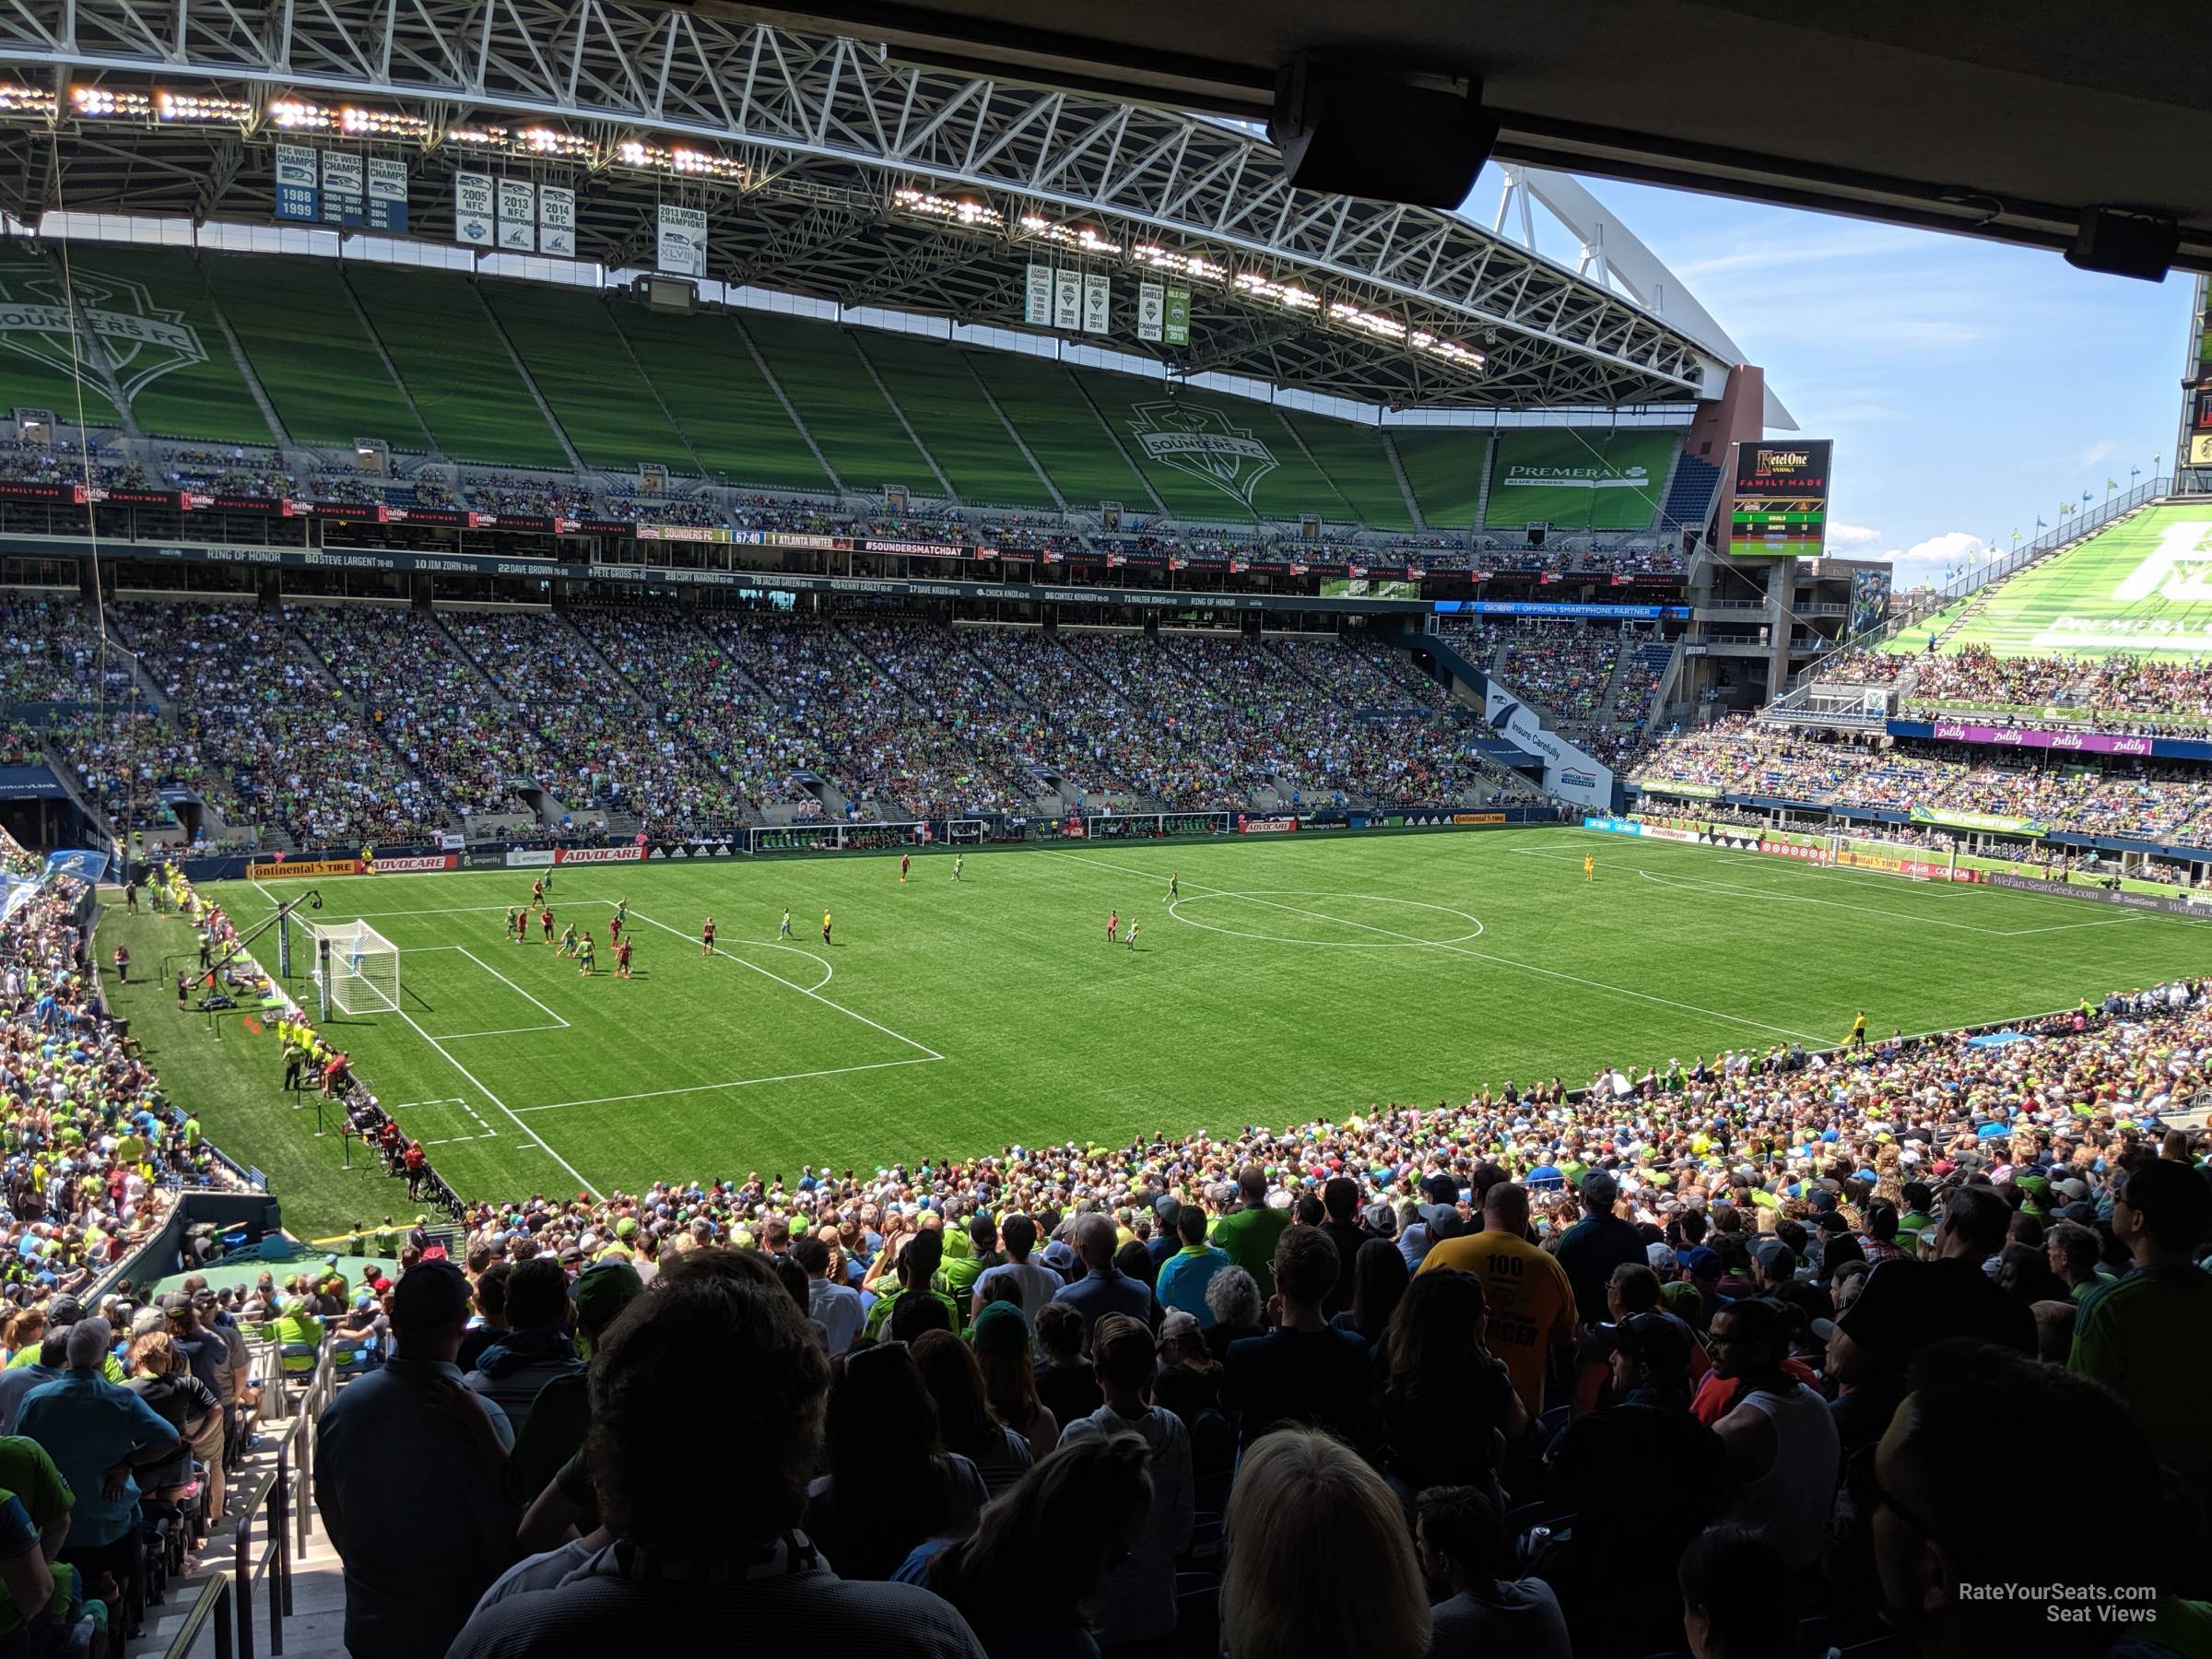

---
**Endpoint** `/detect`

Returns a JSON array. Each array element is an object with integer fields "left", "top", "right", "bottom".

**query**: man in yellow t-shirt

[{"left": 1417, "top": 1182, "right": 1577, "bottom": 1418}]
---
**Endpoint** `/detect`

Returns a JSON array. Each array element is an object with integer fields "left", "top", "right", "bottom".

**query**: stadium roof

[
  {"left": 736, "top": 0, "right": 2212, "bottom": 275},
  {"left": 0, "top": 5, "right": 1751, "bottom": 415}
]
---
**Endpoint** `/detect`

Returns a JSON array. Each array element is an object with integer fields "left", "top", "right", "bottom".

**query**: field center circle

[{"left": 1166, "top": 889, "right": 1485, "bottom": 949}]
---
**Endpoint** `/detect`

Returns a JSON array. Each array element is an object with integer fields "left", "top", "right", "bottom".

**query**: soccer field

[{"left": 99, "top": 827, "right": 2212, "bottom": 1237}]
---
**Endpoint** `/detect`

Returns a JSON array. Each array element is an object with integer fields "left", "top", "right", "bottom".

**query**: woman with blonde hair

[
  {"left": 124, "top": 1330, "right": 219, "bottom": 1503},
  {"left": 1221, "top": 1430, "right": 1431, "bottom": 1659}
]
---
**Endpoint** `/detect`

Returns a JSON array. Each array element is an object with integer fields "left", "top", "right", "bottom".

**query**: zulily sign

[{"left": 1930, "top": 720, "right": 2155, "bottom": 757}]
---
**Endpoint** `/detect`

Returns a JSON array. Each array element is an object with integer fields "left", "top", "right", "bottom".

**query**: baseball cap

[
  {"left": 45, "top": 1296, "right": 84, "bottom": 1327},
  {"left": 1754, "top": 1241, "right": 1794, "bottom": 1275},
  {"left": 1612, "top": 1310, "right": 1690, "bottom": 1380},
  {"left": 390, "top": 1260, "right": 471, "bottom": 1331},
  {"left": 1645, "top": 1242, "right": 1679, "bottom": 1275},
  {"left": 1678, "top": 1245, "right": 1720, "bottom": 1281},
  {"left": 1159, "top": 1308, "right": 1202, "bottom": 1346},
  {"left": 971, "top": 1300, "right": 1029, "bottom": 1356},
  {"left": 1582, "top": 1171, "right": 1619, "bottom": 1206},
  {"left": 571, "top": 1260, "right": 643, "bottom": 1335},
  {"left": 158, "top": 1291, "right": 192, "bottom": 1317},
  {"left": 1420, "top": 1172, "right": 1460, "bottom": 1206}
]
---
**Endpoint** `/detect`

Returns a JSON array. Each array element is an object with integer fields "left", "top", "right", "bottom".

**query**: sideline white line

[
  {"left": 617, "top": 905, "right": 945, "bottom": 1061},
  {"left": 516, "top": 1055, "right": 941, "bottom": 1114},
  {"left": 437, "top": 1025, "right": 570, "bottom": 1040},
  {"left": 390, "top": 1006, "right": 600, "bottom": 1197},
  {"left": 1052, "top": 850, "right": 1827, "bottom": 1044}
]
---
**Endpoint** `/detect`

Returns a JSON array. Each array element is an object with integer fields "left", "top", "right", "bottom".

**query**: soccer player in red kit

[
  {"left": 539, "top": 906, "right": 554, "bottom": 943},
  {"left": 700, "top": 916, "right": 716, "bottom": 957},
  {"left": 608, "top": 912, "right": 623, "bottom": 946},
  {"left": 900, "top": 852, "right": 911, "bottom": 884},
  {"left": 615, "top": 937, "right": 633, "bottom": 979},
  {"left": 1106, "top": 909, "right": 1119, "bottom": 943}
]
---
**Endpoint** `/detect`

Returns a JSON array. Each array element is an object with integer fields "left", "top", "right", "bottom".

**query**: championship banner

[
  {"left": 247, "top": 857, "right": 360, "bottom": 880},
  {"left": 537, "top": 184, "right": 576, "bottom": 257},
  {"left": 1082, "top": 272, "right": 1112, "bottom": 335},
  {"left": 1163, "top": 286, "right": 1190, "bottom": 346},
  {"left": 453, "top": 172, "right": 495, "bottom": 248},
  {"left": 369, "top": 853, "right": 458, "bottom": 874},
  {"left": 1137, "top": 280, "right": 1164, "bottom": 342},
  {"left": 320, "top": 150, "right": 366, "bottom": 228},
  {"left": 1053, "top": 269, "right": 1082, "bottom": 331},
  {"left": 274, "top": 144, "right": 320, "bottom": 222},
  {"left": 657, "top": 205, "right": 708, "bottom": 276},
  {"left": 366, "top": 158, "right": 408, "bottom": 233},
  {"left": 556, "top": 845, "right": 644, "bottom": 865},
  {"left": 1024, "top": 263, "right": 1053, "bottom": 326},
  {"left": 497, "top": 179, "right": 537, "bottom": 252}
]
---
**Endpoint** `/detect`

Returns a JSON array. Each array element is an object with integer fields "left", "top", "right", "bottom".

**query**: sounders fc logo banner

[
  {"left": 1127, "top": 400, "right": 1279, "bottom": 510},
  {"left": 0, "top": 260, "right": 206, "bottom": 413}
]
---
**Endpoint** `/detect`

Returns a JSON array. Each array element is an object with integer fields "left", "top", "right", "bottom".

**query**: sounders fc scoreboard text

[{"left": 1729, "top": 440, "right": 1833, "bottom": 558}]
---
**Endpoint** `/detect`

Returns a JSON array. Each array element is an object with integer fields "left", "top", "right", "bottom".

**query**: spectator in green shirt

[
  {"left": 865, "top": 1229, "right": 959, "bottom": 1341},
  {"left": 933, "top": 1218, "right": 999, "bottom": 1333},
  {"left": 273, "top": 1297, "right": 324, "bottom": 1376},
  {"left": 0, "top": 1435, "right": 71, "bottom": 1637},
  {"left": 1210, "top": 1166, "right": 1290, "bottom": 1300},
  {"left": 2069, "top": 1160, "right": 2212, "bottom": 1518}
]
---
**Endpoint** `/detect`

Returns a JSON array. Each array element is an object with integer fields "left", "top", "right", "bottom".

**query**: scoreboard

[{"left": 1729, "top": 440, "right": 1833, "bottom": 558}]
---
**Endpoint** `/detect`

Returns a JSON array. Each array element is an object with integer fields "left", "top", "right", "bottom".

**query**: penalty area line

[{"left": 514, "top": 1054, "right": 943, "bottom": 1114}]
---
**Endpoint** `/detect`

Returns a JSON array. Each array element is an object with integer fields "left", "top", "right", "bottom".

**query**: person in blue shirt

[
  {"left": 16, "top": 1317, "right": 178, "bottom": 1570},
  {"left": 317, "top": 1259, "right": 515, "bottom": 1659},
  {"left": 1056, "top": 1216, "right": 1152, "bottom": 1345},
  {"left": 1156, "top": 1205, "right": 1230, "bottom": 1328}
]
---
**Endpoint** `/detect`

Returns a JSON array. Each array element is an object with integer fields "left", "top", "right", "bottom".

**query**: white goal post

[{"left": 309, "top": 919, "right": 401, "bottom": 1018}]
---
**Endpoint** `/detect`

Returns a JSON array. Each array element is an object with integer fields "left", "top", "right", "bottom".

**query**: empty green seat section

[
  {"left": 1391, "top": 429, "right": 1490, "bottom": 528},
  {"left": 1279, "top": 411, "right": 1413, "bottom": 529},
  {"left": 1482, "top": 429, "right": 1675, "bottom": 530},
  {"left": 341, "top": 265, "right": 564, "bottom": 466},
  {"left": 61, "top": 247, "right": 267, "bottom": 443},
  {"left": 741, "top": 315, "right": 931, "bottom": 493},
  {"left": 1070, "top": 373, "right": 1260, "bottom": 523},
  {"left": 853, "top": 332, "right": 1054, "bottom": 509},
  {"left": 0, "top": 251, "right": 123, "bottom": 429},
  {"left": 610, "top": 306, "right": 829, "bottom": 491},
  {"left": 203, "top": 254, "right": 423, "bottom": 450},
  {"left": 964, "top": 355, "right": 1147, "bottom": 510},
  {"left": 479, "top": 281, "right": 687, "bottom": 472}
]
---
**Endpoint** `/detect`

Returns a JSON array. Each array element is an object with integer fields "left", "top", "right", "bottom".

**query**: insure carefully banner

[{"left": 1484, "top": 677, "right": 1615, "bottom": 808}]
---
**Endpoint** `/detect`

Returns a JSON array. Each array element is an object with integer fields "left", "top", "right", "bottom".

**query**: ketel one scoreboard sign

[{"left": 1729, "top": 440, "right": 1833, "bottom": 559}]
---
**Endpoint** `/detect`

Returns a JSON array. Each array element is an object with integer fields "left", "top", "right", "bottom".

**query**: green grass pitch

[{"left": 95, "top": 828, "right": 2212, "bottom": 1239}]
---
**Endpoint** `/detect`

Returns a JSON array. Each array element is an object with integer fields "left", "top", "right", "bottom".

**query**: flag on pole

[
  {"left": 2079, "top": 489, "right": 2092, "bottom": 503},
  {"left": 2011, "top": 528, "right": 2021, "bottom": 543},
  {"left": 2036, "top": 516, "right": 2047, "bottom": 529}
]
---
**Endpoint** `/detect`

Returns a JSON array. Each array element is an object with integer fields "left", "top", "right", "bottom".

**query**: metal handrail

[{"left": 160, "top": 1573, "right": 234, "bottom": 1659}]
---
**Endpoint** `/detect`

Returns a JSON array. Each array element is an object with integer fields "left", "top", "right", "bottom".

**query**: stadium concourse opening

[{"left": 2, "top": 2, "right": 2208, "bottom": 1653}]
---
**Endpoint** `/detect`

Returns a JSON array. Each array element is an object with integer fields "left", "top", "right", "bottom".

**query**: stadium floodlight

[{"left": 310, "top": 919, "right": 401, "bottom": 1017}]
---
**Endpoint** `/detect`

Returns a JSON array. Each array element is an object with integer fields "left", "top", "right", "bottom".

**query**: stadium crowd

[
  {"left": 1821, "top": 646, "right": 2212, "bottom": 735},
  {"left": 1634, "top": 717, "right": 2212, "bottom": 849},
  {"left": 287, "top": 973, "right": 2212, "bottom": 1659}
]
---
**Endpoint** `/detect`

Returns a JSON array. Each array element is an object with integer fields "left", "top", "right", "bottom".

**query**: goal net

[{"left": 310, "top": 919, "right": 401, "bottom": 1016}]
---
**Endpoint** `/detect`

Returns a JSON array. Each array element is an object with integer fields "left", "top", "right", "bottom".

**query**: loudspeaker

[
  {"left": 2064, "top": 207, "right": 2179, "bottom": 282},
  {"left": 1271, "top": 56, "right": 1500, "bottom": 208}
]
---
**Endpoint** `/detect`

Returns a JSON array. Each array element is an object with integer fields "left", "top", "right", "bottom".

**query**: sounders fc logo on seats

[
  {"left": 0, "top": 260, "right": 207, "bottom": 417},
  {"left": 1127, "top": 401, "right": 1280, "bottom": 509},
  {"left": 2112, "top": 519, "right": 2212, "bottom": 604}
]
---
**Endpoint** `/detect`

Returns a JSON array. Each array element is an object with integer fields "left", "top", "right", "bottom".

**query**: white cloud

[
  {"left": 1826, "top": 521, "right": 1883, "bottom": 551},
  {"left": 2078, "top": 439, "right": 2117, "bottom": 466},
  {"left": 1875, "top": 530, "right": 1988, "bottom": 591}
]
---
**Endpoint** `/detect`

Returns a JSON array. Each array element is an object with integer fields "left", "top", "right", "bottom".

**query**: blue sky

[{"left": 1556, "top": 178, "right": 2193, "bottom": 589}]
